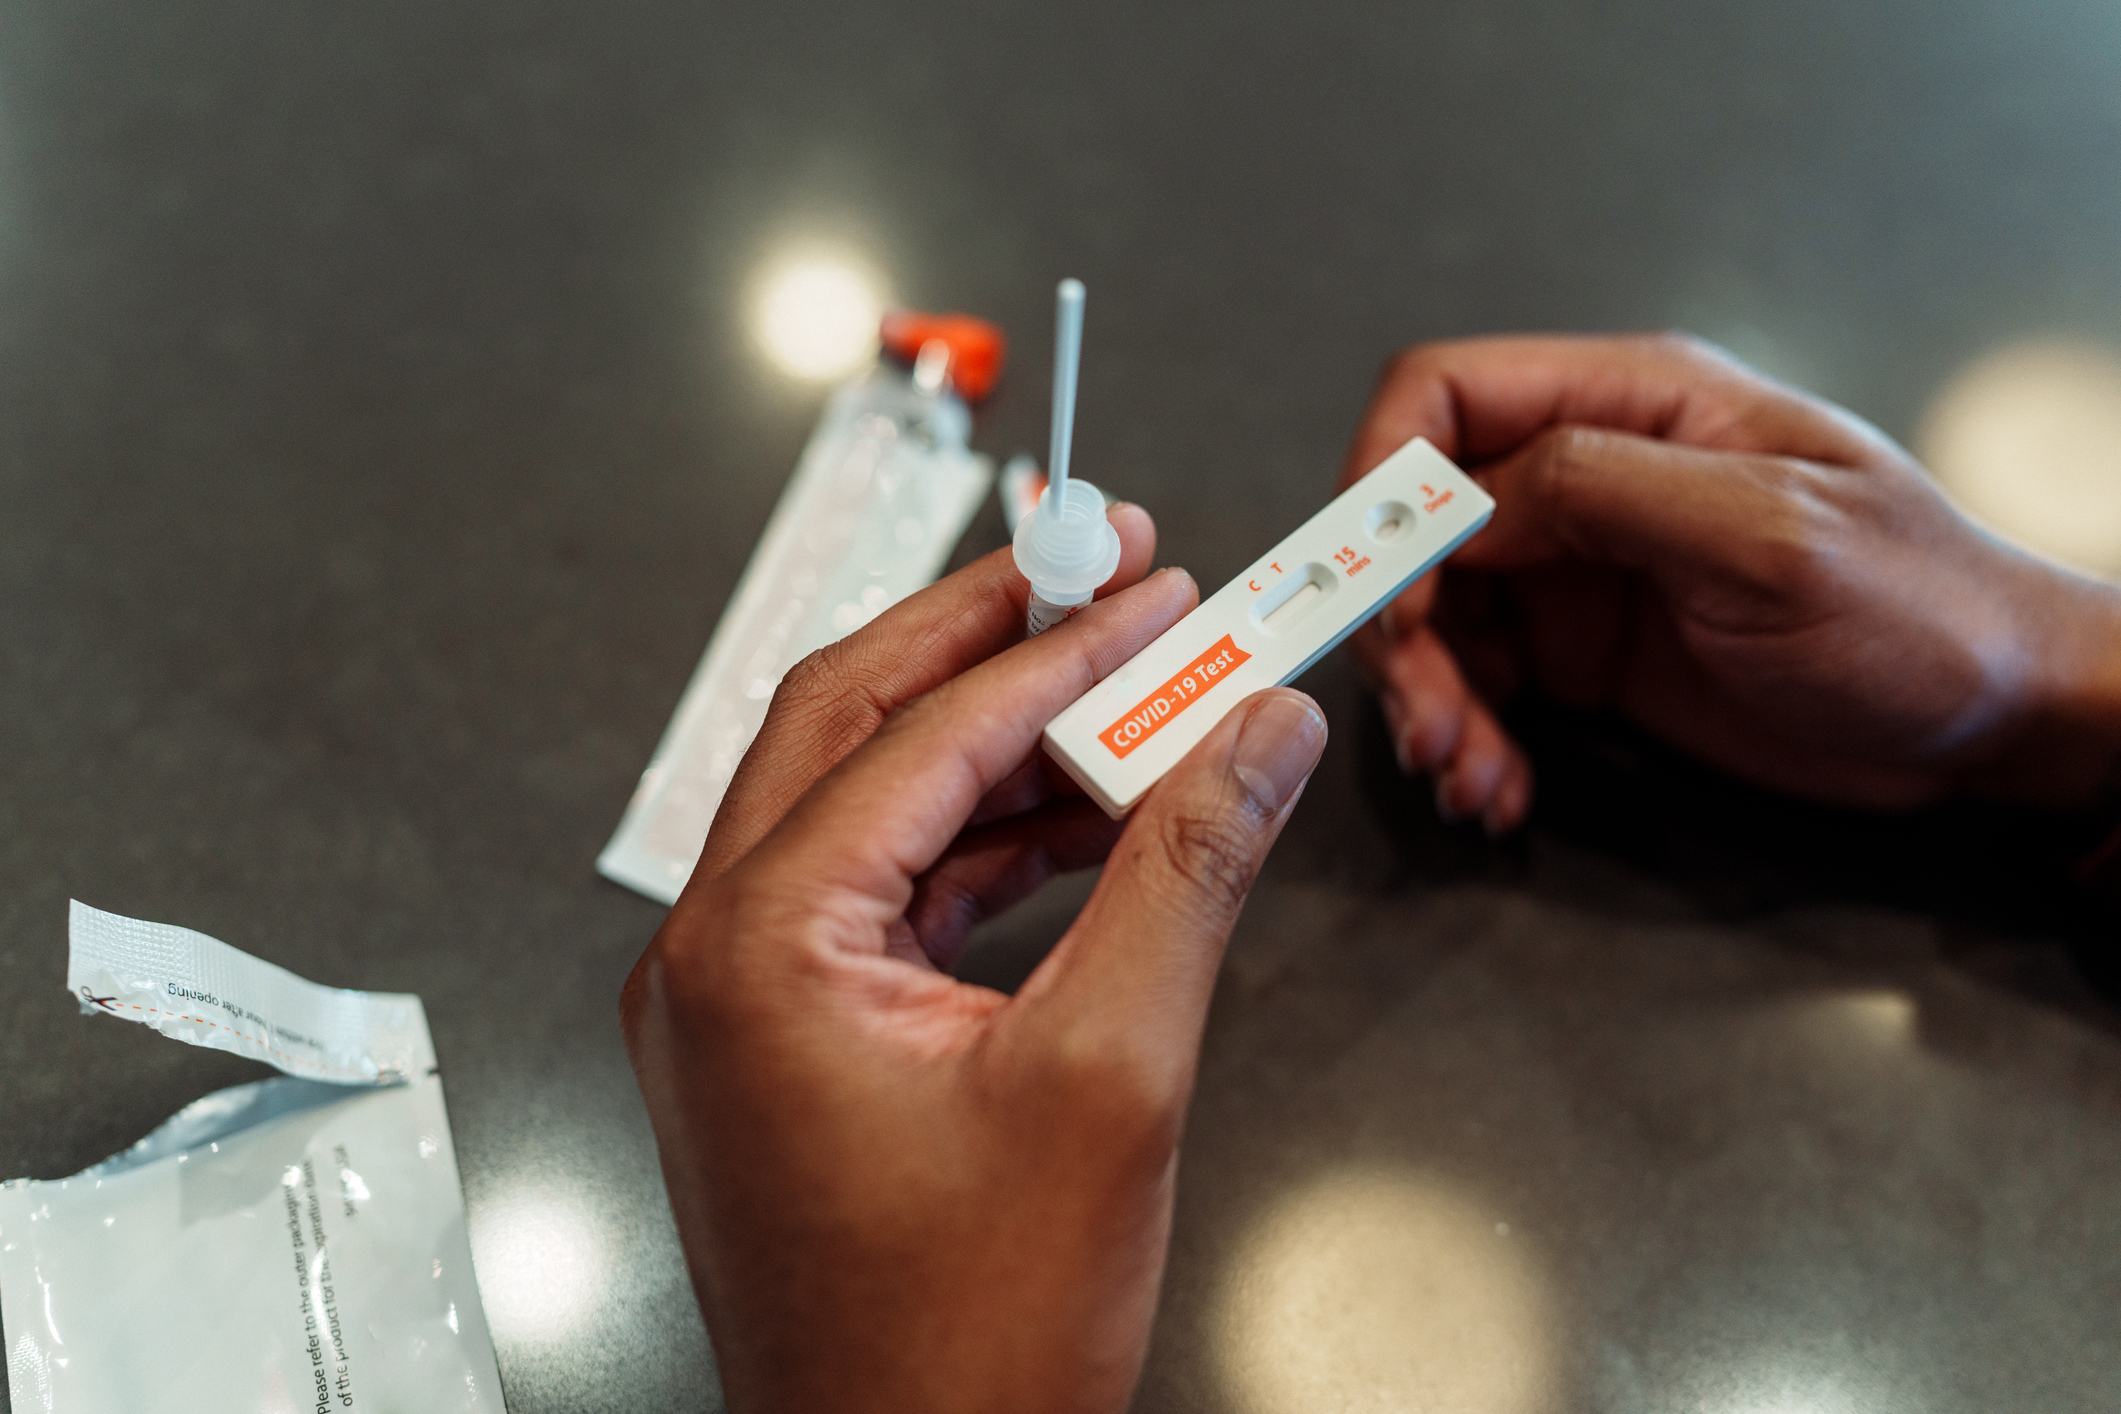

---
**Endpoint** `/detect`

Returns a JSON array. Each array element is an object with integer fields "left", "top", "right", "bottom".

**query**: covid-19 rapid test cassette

[{"left": 1042, "top": 436, "right": 1494, "bottom": 817}]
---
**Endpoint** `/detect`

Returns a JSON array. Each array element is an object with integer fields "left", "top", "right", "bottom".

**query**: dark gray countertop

[{"left": 5, "top": 3, "right": 2120, "bottom": 1410}]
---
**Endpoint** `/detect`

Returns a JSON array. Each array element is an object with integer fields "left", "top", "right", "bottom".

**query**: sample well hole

[{"left": 1365, "top": 501, "right": 1415, "bottom": 543}]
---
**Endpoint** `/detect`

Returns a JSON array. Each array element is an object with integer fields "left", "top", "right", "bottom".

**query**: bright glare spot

[
  {"left": 754, "top": 255, "right": 885, "bottom": 380},
  {"left": 471, "top": 1188, "right": 608, "bottom": 1343},
  {"left": 1776, "top": 988, "right": 1920, "bottom": 1068},
  {"left": 1918, "top": 339, "right": 2121, "bottom": 577},
  {"left": 1215, "top": 1168, "right": 1554, "bottom": 1414},
  {"left": 1832, "top": 989, "right": 1916, "bottom": 1045},
  {"left": 1710, "top": 1364, "right": 1871, "bottom": 1414}
]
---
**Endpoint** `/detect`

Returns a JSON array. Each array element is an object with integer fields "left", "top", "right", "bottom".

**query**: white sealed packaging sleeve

[
  {"left": 598, "top": 366, "right": 995, "bottom": 905},
  {"left": 0, "top": 904, "right": 504, "bottom": 1413}
]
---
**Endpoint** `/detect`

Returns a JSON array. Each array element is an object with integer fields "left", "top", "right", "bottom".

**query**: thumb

[{"left": 1013, "top": 689, "right": 1327, "bottom": 1079}]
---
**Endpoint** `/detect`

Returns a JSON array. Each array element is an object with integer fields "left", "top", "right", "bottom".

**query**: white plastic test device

[{"left": 1041, "top": 435, "right": 1494, "bottom": 817}]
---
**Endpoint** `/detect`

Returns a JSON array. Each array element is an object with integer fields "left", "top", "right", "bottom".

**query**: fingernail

[
  {"left": 1232, "top": 695, "right": 1327, "bottom": 813},
  {"left": 1434, "top": 769, "right": 1464, "bottom": 822}
]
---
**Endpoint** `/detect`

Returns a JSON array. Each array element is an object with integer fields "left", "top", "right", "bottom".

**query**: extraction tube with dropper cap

[{"left": 1014, "top": 277, "right": 1122, "bottom": 635}]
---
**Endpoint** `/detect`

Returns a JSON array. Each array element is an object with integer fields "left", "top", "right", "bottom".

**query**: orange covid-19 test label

[{"left": 1099, "top": 635, "right": 1252, "bottom": 759}]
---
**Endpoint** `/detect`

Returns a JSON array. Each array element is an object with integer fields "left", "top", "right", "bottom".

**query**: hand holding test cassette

[
  {"left": 1019, "top": 277, "right": 1494, "bottom": 815},
  {"left": 1042, "top": 434, "right": 1493, "bottom": 815},
  {"left": 620, "top": 326, "right": 2121, "bottom": 1414},
  {"left": 621, "top": 388, "right": 1494, "bottom": 1412},
  {"left": 1344, "top": 333, "right": 2121, "bottom": 831},
  {"left": 623, "top": 519, "right": 1330, "bottom": 1413}
]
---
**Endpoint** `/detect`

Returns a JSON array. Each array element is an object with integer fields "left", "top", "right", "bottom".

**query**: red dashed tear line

[{"left": 111, "top": 1002, "right": 371, "bottom": 1080}]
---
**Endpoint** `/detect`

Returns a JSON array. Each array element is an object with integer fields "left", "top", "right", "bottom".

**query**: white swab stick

[{"left": 1047, "top": 278, "right": 1085, "bottom": 503}]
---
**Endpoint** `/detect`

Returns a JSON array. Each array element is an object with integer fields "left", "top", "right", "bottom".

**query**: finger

[
  {"left": 1373, "top": 566, "right": 1440, "bottom": 644},
  {"left": 966, "top": 744, "right": 1094, "bottom": 827},
  {"left": 1105, "top": 501, "right": 1156, "bottom": 589},
  {"left": 1341, "top": 332, "right": 1906, "bottom": 485},
  {"left": 1356, "top": 616, "right": 1533, "bottom": 826},
  {"left": 1351, "top": 564, "right": 1543, "bottom": 827},
  {"left": 1483, "top": 750, "right": 1535, "bottom": 836},
  {"left": 1352, "top": 619, "right": 1478, "bottom": 772},
  {"left": 965, "top": 749, "right": 1057, "bottom": 826},
  {"left": 885, "top": 799, "right": 1128, "bottom": 972},
  {"left": 1489, "top": 563, "right": 1633, "bottom": 708},
  {"left": 1432, "top": 699, "right": 1527, "bottom": 828},
  {"left": 742, "top": 567, "right": 1203, "bottom": 915},
  {"left": 1008, "top": 690, "right": 1327, "bottom": 1088},
  {"left": 698, "top": 504, "right": 1156, "bottom": 880},
  {"left": 1447, "top": 427, "right": 1826, "bottom": 599}
]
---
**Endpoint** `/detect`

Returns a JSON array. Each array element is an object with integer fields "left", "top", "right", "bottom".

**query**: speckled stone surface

[{"left": 4, "top": 3, "right": 2120, "bottom": 1410}]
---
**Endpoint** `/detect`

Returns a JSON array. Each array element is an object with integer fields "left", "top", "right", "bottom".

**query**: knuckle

[
  {"left": 1050, "top": 1023, "right": 1148, "bottom": 1097},
  {"left": 1522, "top": 424, "right": 1605, "bottom": 505},
  {"left": 1640, "top": 327, "right": 1735, "bottom": 370},
  {"left": 1542, "top": 422, "right": 1603, "bottom": 463},
  {"left": 1737, "top": 458, "right": 1845, "bottom": 589},
  {"left": 774, "top": 644, "right": 835, "bottom": 703},
  {"left": 660, "top": 899, "right": 740, "bottom": 995},
  {"left": 1379, "top": 341, "right": 1445, "bottom": 390},
  {"left": 768, "top": 639, "right": 899, "bottom": 752},
  {"left": 617, "top": 953, "right": 655, "bottom": 1046},
  {"left": 1045, "top": 1025, "right": 1186, "bottom": 1153},
  {"left": 623, "top": 905, "right": 731, "bottom": 1045},
  {"left": 877, "top": 686, "right": 944, "bottom": 744},
  {"left": 646, "top": 879, "right": 798, "bottom": 1010},
  {"left": 1156, "top": 808, "right": 1263, "bottom": 911}
]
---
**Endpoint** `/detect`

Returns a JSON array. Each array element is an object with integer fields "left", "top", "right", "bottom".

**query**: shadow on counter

[{"left": 1356, "top": 693, "right": 2121, "bottom": 1023}]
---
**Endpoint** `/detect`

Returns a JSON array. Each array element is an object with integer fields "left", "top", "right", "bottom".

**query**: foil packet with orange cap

[{"left": 597, "top": 312, "right": 1007, "bottom": 905}]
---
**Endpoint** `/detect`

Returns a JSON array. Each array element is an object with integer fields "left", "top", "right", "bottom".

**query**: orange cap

[{"left": 878, "top": 310, "right": 1007, "bottom": 403}]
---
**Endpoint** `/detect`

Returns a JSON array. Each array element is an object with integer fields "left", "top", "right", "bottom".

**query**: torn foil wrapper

[{"left": 1, "top": 904, "right": 504, "bottom": 1413}]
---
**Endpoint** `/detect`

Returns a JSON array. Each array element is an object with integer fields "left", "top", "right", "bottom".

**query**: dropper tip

[{"left": 1058, "top": 277, "right": 1085, "bottom": 304}]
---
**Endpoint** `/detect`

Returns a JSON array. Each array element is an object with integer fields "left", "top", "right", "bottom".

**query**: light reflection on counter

[
  {"left": 1763, "top": 986, "right": 1922, "bottom": 1076},
  {"left": 750, "top": 250, "right": 888, "bottom": 382},
  {"left": 1725, "top": 1395, "right": 1858, "bottom": 1414},
  {"left": 1811, "top": 989, "right": 1916, "bottom": 1050},
  {"left": 1918, "top": 338, "right": 2121, "bottom": 578},
  {"left": 1214, "top": 1167, "right": 1555, "bottom": 1414},
  {"left": 1695, "top": 1360, "right": 1879, "bottom": 1414},
  {"left": 469, "top": 1185, "right": 610, "bottom": 1345}
]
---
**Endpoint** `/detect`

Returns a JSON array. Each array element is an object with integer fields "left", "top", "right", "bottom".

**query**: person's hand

[
  {"left": 622, "top": 510, "right": 1329, "bottom": 1414},
  {"left": 1344, "top": 332, "right": 2121, "bottom": 830}
]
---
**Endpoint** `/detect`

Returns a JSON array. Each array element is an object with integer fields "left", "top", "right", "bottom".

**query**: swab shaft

[{"left": 1048, "top": 279, "right": 1085, "bottom": 502}]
